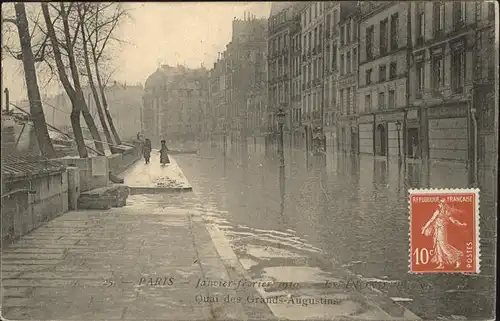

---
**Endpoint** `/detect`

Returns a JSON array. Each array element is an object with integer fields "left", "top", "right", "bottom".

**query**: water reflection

[{"left": 181, "top": 142, "right": 495, "bottom": 320}]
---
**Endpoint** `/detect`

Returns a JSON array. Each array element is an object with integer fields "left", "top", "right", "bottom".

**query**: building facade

[
  {"left": 267, "top": 2, "right": 304, "bottom": 148},
  {"left": 357, "top": 1, "right": 410, "bottom": 158},
  {"left": 142, "top": 65, "right": 207, "bottom": 146},
  {"left": 208, "top": 14, "right": 268, "bottom": 150},
  {"left": 336, "top": 2, "right": 360, "bottom": 153},
  {"left": 408, "top": 1, "right": 496, "bottom": 165},
  {"left": 322, "top": 2, "right": 340, "bottom": 152},
  {"left": 300, "top": 2, "right": 327, "bottom": 151}
]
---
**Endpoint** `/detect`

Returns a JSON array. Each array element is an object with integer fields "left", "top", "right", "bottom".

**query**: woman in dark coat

[
  {"left": 142, "top": 138, "right": 151, "bottom": 164},
  {"left": 159, "top": 140, "right": 170, "bottom": 165}
]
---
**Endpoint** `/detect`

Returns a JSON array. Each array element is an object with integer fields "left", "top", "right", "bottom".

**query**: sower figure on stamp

[
  {"left": 159, "top": 139, "right": 170, "bottom": 166},
  {"left": 421, "top": 199, "right": 467, "bottom": 270}
]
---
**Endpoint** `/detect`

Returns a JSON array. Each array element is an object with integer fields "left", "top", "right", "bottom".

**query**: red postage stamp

[{"left": 409, "top": 188, "right": 480, "bottom": 273}]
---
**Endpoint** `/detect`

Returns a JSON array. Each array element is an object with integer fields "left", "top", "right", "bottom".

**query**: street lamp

[
  {"left": 276, "top": 108, "right": 286, "bottom": 168},
  {"left": 395, "top": 120, "right": 402, "bottom": 166}
]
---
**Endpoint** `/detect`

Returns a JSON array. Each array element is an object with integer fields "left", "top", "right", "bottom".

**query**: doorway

[{"left": 375, "top": 124, "right": 387, "bottom": 156}]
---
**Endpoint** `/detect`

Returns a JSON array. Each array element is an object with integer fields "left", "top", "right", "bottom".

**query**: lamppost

[
  {"left": 396, "top": 120, "right": 402, "bottom": 167},
  {"left": 277, "top": 107, "right": 286, "bottom": 168}
]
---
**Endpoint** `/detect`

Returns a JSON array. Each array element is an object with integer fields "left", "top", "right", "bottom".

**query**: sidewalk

[
  {"left": 119, "top": 151, "right": 192, "bottom": 192},
  {"left": 1, "top": 195, "right": 274, "bottom": 320}
]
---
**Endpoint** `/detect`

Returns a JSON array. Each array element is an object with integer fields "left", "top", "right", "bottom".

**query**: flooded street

[{"left": 175, "top": 141, "right": 496, "bottom": 320}]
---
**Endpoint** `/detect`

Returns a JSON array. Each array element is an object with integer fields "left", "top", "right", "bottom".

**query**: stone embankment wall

[{"left": 1, "top": 142, "right": 142, "bottom": 246}]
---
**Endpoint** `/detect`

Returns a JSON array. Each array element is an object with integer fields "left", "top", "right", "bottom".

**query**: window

[
  {"left": 346, "top": 22, "right": 351, "bottom": 43},
  {"left": 451, "top": 46, "right": 465, "bottom": 94},
  {"left": 488, "top": 3, "right": 495, "bottom": 21},
  {"left": 416, "top": 4, "right": 425, "bottom": 42},
  {"left": 416, "top": 61, "right": 424, "bottom": 97},
  {"left": 453, "top": 2, "right": 466, "bottom": 27},
  {"left": 352, "top": 86, "right": 358, "bottom": 114},
  {"left": 353, "top": 48, "right": 357, "bottom": 70},
  {"left": 379, "top": 64, "right": 387, "bottom": 82},
  {"left": 378, "top": 92, "right": 385, "bottom": 110},
  {"left": 340, "top": 89, "right": 344, "bottom": 114},
  {"left": 326, "top": 14, "right": 331, "bottom": 32},
  {"left": 347, "top": 51, "right": 351, "bottom": 74},
  {"left": 340, "top": 25, "right": 345, "bottom": 45},
  {"left": 318, "top": 26, "right": 323, "bottom": 47},
  {"left": 390, "top": 13, "right": 399, "bottom": 50},
  {"left": 313, "top": 28, "right": 317, "bottom": 48},
  {"left": 346, "top": 88, "right": 351, "bottom": 114},
  {"left": 389, "top": 61, "right": 397, "bottom": 79},
  {"left": 332, "top": 45, "right": 337, "bottom": 70},
  {"left": 341, "top": 54, "right": 345, "bottom": 75},
  {"left": 365, "top": 94, "right": 372, "bottom": 111},
  {"left": 388, "top": 90, "right": 395, "bottom": 109},
  {"left": 366, "top": 68, "right": 372, "bottom": 85},
  {"left": 380, "top": 19, "right": 388, "bottom": 54},
  {"left": 433, "top": 3, "right": 444, "bottom": 36},
  {"left": 431, "top": 54, "right": 444, "bottom": 94},
  {"left": 366, "top": 26, "right": 374, "bottom": 59}
]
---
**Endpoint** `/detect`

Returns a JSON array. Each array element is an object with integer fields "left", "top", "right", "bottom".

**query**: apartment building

[
  {"left": 268, "top": 2, "right": 297, "bottom": 147},
  {"left": 208, "top": 14, "right": 267, "bottom": 149},
  {"left": 336, "top": 2, "right": 360, "bottom": 153},
  {"left": 357, "top": 1, "right": 410, "bottom": 158},
  {"left": 143, "top": 65, "right": 207, "bottom": 145},
  {"left": 322, "top": 2, "right": 340, "bottom": 152},
  {"left": 409, "top": 1, "right": 496, "bottom": 164},
  {"left": 300, "top": 2, "right": 326, "bottom": 150}
]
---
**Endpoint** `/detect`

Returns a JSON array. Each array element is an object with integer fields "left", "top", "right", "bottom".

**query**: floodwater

[{"left": 174, "top": 140, "right": 496, "bottom": 320}]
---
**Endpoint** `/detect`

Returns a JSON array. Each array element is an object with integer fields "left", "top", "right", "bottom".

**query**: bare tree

[
  {"left": 41, "top": 2, "right": 104, "bottom": 157},
  {"left": 84, "top": 3, "right": 130, "bottom": 146},
  {"left": 3, "top": 3, "right": 56, "bottom": 158},
  {"left": 77, "top": 3, "right": 118, "bottom": 153}
]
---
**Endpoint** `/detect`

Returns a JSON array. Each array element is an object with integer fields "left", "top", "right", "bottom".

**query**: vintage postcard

[{"left": 1, "top": 1, "right": 497, "bottom": 321}]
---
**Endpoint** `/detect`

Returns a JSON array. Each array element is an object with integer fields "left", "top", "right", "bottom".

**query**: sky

[{"left": 1, "top": 2, "right": 271, "bottom": 102}]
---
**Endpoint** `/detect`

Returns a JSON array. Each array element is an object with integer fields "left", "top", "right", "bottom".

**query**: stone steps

[{"left": 78, "top": 184, "right": 130, "bottom": 210}]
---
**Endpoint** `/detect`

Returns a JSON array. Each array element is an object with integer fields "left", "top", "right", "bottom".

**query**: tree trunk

[
  {"left": 93, "top": 57, "right": 122, "bottom": 146},
  {"left": 41, "top": 3, "right": 87, "bottom": 158},
  {"left": 14, "top": 3, "right": 56, "bottom": 158},
  {"left": 58, "top": 3, "right": 104, "bottom": 155},
  {"left": 79, "top": 11, "right": 117, "bottom": 154}
]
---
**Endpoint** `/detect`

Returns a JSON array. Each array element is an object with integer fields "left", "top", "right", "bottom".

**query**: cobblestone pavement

[{"left": 1, "top": 192, "right": 276, "bottom": 320}]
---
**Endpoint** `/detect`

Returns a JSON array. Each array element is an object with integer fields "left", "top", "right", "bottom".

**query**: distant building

[
  {"left": 28, "top": 83, "right": 143, "bottom": 143},
  {"left": 208, "top": 13, "right": 267, "bottom": 149},
  {"left": 300, "top": 2, "right": 326, "bottom": 150},
  {"left": 333, "top": 1, "right": 359, "bottom": 153},
  {"left": 142, "top": 65, "right": 208, "bottom": 145},
  {"left": 267, "top": 2, "right": 303, "bottom": 148}
]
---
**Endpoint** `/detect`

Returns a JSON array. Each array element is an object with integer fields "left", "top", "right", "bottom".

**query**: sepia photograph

[{"left": 1, "top": 1, "right": 498, "bottom": 320}]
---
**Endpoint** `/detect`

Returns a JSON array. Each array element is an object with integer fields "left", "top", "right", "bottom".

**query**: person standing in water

[
  {"left": 159, "top": 140, "right": 170, "bottom": 165},
  {"left": 142, "top": 138, "right": 152, "bottom": 164}
]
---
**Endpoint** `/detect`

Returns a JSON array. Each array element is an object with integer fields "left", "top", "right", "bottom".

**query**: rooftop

[{"left": 1, "top": 154, "right": 67, "bottom": 182}]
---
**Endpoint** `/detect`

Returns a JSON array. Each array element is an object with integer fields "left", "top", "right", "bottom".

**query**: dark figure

[
  {"left": 143, "top": 138, "right": 151, "bottom": 164},
  {"left": 160, "top": 140, "right": 170, "bottom": 165}
]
